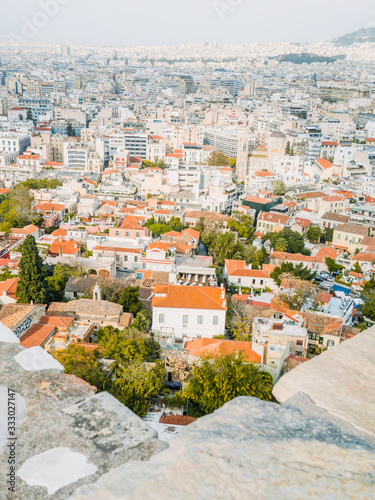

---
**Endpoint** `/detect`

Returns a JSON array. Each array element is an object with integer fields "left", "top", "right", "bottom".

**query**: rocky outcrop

[
  {"left": 273, "top": 327, "right": 375, "bottom": 438},
  {"left": 1, "top": 323, "right": 375, "bottom": 499},
  {"left": 0, "top": 325, "right": 165, "bottom": 499},
  {"left": 70, "top": 396, "right": 375, "bottom": 499}
]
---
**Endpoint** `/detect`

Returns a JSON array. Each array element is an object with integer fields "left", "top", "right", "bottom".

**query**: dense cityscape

[{"left": 0, "top": 19, "right": 375, "bottom": 500}]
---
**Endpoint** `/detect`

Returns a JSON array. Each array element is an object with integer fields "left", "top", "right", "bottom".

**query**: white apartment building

[
  {"left": 147, "top": 137, "right": 166, "bottom": 163},
  {"left": 224, "top": 260, "right": 277, "bottom": 292},
  {"left": 152, "top": 284, "right": 227, "bottom": 340},
  {"left": 203, "top": 127, "right": 256, "bottom": 158},
  {"left": 64, "top": 143, "right": 90, "bottom": 171},
  {"left": 125, "top": 132, "right": 148, "bottom": 160},
  {"left": 182, "top": 143, "right": 211, "bottom": 164},
  {"left": 0, "top": 133, "right": 31, "bottom": 155},
  {"left": 245, "top": 170, "right": 280, "bottom": 193}
]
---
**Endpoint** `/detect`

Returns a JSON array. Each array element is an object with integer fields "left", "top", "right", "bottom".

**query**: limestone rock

[
  {"left": 70, "top": 397, "right": 375, "bottom": 500},
  {"left": 18, "top": 447, "right": 97, "bottom": 495},
  {"left": 273, "top": 328, "right": 375, "bottom": 437},
  {"left": 0, "top": 340, "right": 166, "bottom": 499},
  {"left": 14, "top": 346, "right": 65, "bottom": 372},
  {"left": 0, "top": 322, "right": 20, "bottom": 343}
]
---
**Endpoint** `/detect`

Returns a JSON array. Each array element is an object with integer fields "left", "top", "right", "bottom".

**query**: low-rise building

[{"left": 152, "top": 284, "right": 227, "bottom": 341}]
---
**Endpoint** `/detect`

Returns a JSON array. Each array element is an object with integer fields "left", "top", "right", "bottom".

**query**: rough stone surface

[
  {"left": 0, "top": 322, "right": 19, "bottom": 343},
  {"left": 18, "top": 447, "right": 97, "bottom": 494},
  {"left": 273, "top": 328, "right": 375, "bottom": 437},
  {"left": 0, "top": 341, "right": 166, "bottom": 499},
  {"left": 1, "top": 326, "right": 375, "bottom": 499},
  {"left": 14, "top": 346, "right": 65, "bottom": 372},
  {"left": 70, "top": 397, "right": 375, "bottom": 500}
]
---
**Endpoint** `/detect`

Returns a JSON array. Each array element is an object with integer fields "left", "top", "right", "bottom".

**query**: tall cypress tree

[{"left": 16, "top": 235, "right": 48, "bottom": 304}]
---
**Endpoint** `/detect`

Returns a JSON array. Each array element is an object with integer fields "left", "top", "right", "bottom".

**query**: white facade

[{"left": 152, "top": 306, "right": 226, "bottom": 340}]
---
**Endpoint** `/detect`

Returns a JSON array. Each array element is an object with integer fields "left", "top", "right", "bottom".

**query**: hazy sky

[{"left": 2, "top": 0, "right": 375, "bottom": 46}]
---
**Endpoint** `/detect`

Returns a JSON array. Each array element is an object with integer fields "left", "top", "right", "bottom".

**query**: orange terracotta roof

[
  {"left": 262, "top": 264, "right": 276, "bottom": 273},
  {"left": 147, "top": 242, "right": 172, "bottom": 252},
  {"left": 51, "top": 228, "right": 67, "bottom": 237},
  {"left": 182, "top": 228, "right": 200, "bottom": 239},
  {"left": 316, "top": 292, "right": 333, "bottom": 304},
  {"left": 185, "top": 338, "right": 261, "bottom": 363},
  {"left": 0, "top": 278, "right": 19, "bottom": 300},
  {"left": 152, "top": 285, "right": 226, "bottom": 310},
  {"left": 316, "top": 158, "right": 333, "bottom": 170},
  {"left": 159, "top": 414, "right": 197, "bottom": 426},
  {"left": 314, "top": 246, "right": 343, "bottom": 262},
  {"left": 270, "top": 251, "right": 315, "bottom": 263},
  {"left": 258, "top": 212, "right": 289, "bottom": 224},
  {"left": 10, "top": 224, "right": 39, "bottom": 235},
  {"left": 39, "top": 315, "right": 74, "bottom": 329},
  {"left": 352, "top": 251, "right": 375, "bottom": 262},
  {"left": 34, "top": 203, "right": 65, "bottom": 212},
  {"left": 49, "top": 239, "right": 81, "bottom": 256},
  {"left": 20, "top": 323, "right": 55, "bottom": 348},
  {"left": 94, "top": 246, "right": 141, "bottom": 254}
]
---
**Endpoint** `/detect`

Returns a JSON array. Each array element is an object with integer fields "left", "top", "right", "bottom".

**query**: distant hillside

[
  {"left": 333, "top": 27, "right": 375, "bottom": 45},
  {"left": 271, "top": 53, "right": 346, "bottom": 64}
]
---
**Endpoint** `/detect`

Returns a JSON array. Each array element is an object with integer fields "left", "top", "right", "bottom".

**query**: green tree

[
  {"left": 53, "top": 344, "right": 107, "bottom": 390},
  {"left": 16, "top": 235, "right": 48, "bottom": 304},
  {"left": 270, "top": 262, "right": 316, "bottom": 286},
  {"left": 274, "top": 237, "right": 288, "bottom": 252},
  {"left": 141, "top": 159, "right": 166, "bottom": 170},
  {"left": 168, "top": 216, "right": 185, "bottom": 232},
  {"left": 361, "top": 289, "right": 375, "bottom": 321},
  {"left": 285, "top": 141, "right": 291, "bottom": 156},
  {"left": 265, "top": 228, "right": 305, "bottom": 254},
  {"left": 132, "top": 310, "right": 151, "bottom": 332},
  {"left": 325, "top": 257, "right": 344, "bottom": 273},
  {"left": 306, "top": 225, "right": 322, "bottom": 243},
  {"left": 47, "top": 263, "right": 85, "bottom": 302},
  {"left": 211, "top": 232, "right": 245, "bottom": 266},
  {"left": 364, "top": 276, "right": 375, "bottom": 291},
  {"left": 207, "top": 151, "right": 231, "bottom": 166},
  {"left": 182, "top": 354, "right": 273, "bottom": 416},
  {"left": 111, "top": 360, "right": 165, "bottom": 417},
  {"left": 324, "top": 228, "right": 334, "bottom": 242},
  {"left": 352, "top": 261, "right": 362, "bottom": 273},
  {"left": 0, "top": 266, "right": 16, "bottom": 282},
  {"left": 66, "top": 120, "right": 75, "bottom": 137},
  {"left": 273, "top": 180, "right": 286, "bottom": 196},
  {"left": 147, "top": 223, "right": 173, "bottom": 236},
  {"left": 118, "top": 286, "right": 143, "bottom": 315},
  {"left": 228, "top": 212, "right": 255, "bottom": 240}
]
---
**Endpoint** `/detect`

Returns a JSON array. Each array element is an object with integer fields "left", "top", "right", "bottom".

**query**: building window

[
  {"left": 125, "top": 232, "right": 130, "bottom": 237},
  {"left": 197, "top": 315, "right": 203, "bottom": 325},
  {"left": 159, "top": 314, "right": 164, "bottom": 324},
  {"left": 124, "top": 255, "right": 128, "bottom": 261},
  {"left": 183, "top": 315, "right": 188, "bottom": 325},
  {"left": 115, "top": 231, "right": 120, "bottom": 236},
  {"left": 213, "top": 316, "right": 219, "bottom": 326},
  {"left": 296, "top": 340, "right": 303, "bottom": 346},
  {"left": 327, "top": 340, "right": 334, "bottom": 348},
  {"left": 237, "top": 278, "right": 241, "bottom": 284},
  {"left": 134, "top": 256, "right": 138, "bottom": 263}
]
